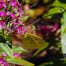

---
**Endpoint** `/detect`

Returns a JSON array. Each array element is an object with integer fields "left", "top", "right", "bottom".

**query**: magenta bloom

[
  {"left": 15, "top": 25, "right": 26, "bottom": 34},
  {"left": 11, "top": 0, "right": 18, "bottom": 2},
  {"left": 0, "top": 11, "right": 7, "bottom": 17},
  {"left": 0, "top": 21, "right": 6, "bottom": 30},
  {"left": 9, "top": 20, "right": 26, "bottom": 34},
  {"left": 41, "top": 25, "right": 53, "bottom": 33},
  {"left": 0, "top": 58, "right": 8, "bottom": 66},
  {"left": 0, "top": 0, "right": 26, "bottom": 34},
  {"left": 52, "top": 23, "right": 59, "bottom": 32},
  {"left": 11, "top": 20, "right": 22, "bottom": 28},
  {"left": 0, "top": 3, "right": 3, "bottom": 8},
  {"left": 10, "top": 1, "right": 17, "bottom": 7},
  {"left": 13, "top": 53, "right": 20, "bottom": 57},
  {"left": 0, "top": 0, "right": 5, "bottom": 2},
  {"left": 2, "top": 53, "right": 20, "bottom": 58},
  {"left": 10, "top": 13, "right": 16, "bottom": 18}
]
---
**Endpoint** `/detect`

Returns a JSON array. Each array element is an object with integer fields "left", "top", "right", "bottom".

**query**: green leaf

[
  {"left": 52, "top": 0, "right": 66, "bottom": 9},
  {"left": 8, "top": 5, "right": 11, "bottom": 10},
  {"left": 22, "top": 16, "right": 29, "bottom": 22},
  {"left": 6, "top": 57, "right": 34, "bottom": 66},
  {"left": 0, "top": 35, "right": 6, "bottom": 43},
  {"left": 0, "top": 17, "right": 2, "bottom": 20},
  {"left": 39, "top": 62, "right": 54, "bottom": 66},
  {"left": 61, "top": 24, "right": 66, "bottom": 36},
  {"left": 0, "top": 43, "right": 13, "bottom": 58},
  {"left": 7, "top": 22, "right": 11, "bottom": 28},
  {"left": 22, "top": 33, "right": 48, "bottom": 50},
  {"left": 15, "top": 13, "right": 19, "bottom": 16},
  {"left": 61, "top": 12, "right": 66, "bottom": 36},
  {"left": 63, "top": 12, "right": 66, "bottom": 24},
  {"left": 33, "top": 43, "right": 48, "bottom": 56},
  {"left": 61, "top": 12, "right": 66, "bottom": 54},
  {"left": 43, "top": 7, "right": 63, "bottom": 18},
  {"left": 61, "top": 34, "right": 66, "bottom": 54},
  {"left": 13, "top": 46, "right": 27, "bottom": 53},
  {"left": 61, "top": 18, "right": 64, "bottom": 24}
]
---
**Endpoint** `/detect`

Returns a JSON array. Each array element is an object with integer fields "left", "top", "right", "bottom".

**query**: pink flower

[
  {"left": 10, "top": 1, "right": 17, "bottom": 7},
  {"left": 15, "top": 25, "right": 26, "bottom": 34},
  {"left": 0, "top": 3, "right": 3, "bottom": 8},
  {"left": 41, "top": 25, "right": 53, "bottom": 33},
  {"left": 0, "top": 58, "right": 3, "bottom": 64},
  {"left": 0, "top": 11, "right": 7, "bottom": 17},
  {"left": 0, "top": 0, "right": 5, "bottom": 3},
  {"left": 11, "top": 21, "right": 21, "bottom": 28},
  {"left": 11, "top": 0, "right": 18, "bottom": 2},
  {"left": 10, "top": 13, "right": 16, "bottom": 18},
  {"left": 13, "top": 53, "right": 20, "bottom": 57},
  {"left": 52, "top": 23, "right": 59, "bottom": 32},
  {"left": 2, "top": 53, "right": 20, "bottom": 58},
  {"left": 0, "top": 0, "right": 26, "bottom": 35},
  {"left": 0, "top": 58, "right": 8, "bottom": 66},
  {"left": 8, "top": 20, "right": 26, "bottom": 34},
  {"left": 0, "top": 21, "right": 6, "bottom": 30}
]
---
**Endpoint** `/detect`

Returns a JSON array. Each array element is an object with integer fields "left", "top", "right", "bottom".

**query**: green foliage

[
  {"left": 13, "top": 46, "right": 27, "bottom": 53},
  {"left": 0, "top": 43, "right": 13, "bottom": 58},
  {"left": 0, "top": 35, "right": 6, "bottom": 43},
  {"left": 42, "top": 0, "right": 66, "bottom": 55},
  {"left": 43, "top": 7, "right": 63, "bottom": 18},
  {"left": 22, "top": 16, "right": 29, "bottom": 22},
  {"left": 6, "top": 57, "right": 34, "bottom": 66},
  {"left": 33, "top": 43, "right": 48, "bottom": 56},
  {"left": 61, "top": 12, "right": 66, "bottom": 54},
  {"left": 52, "top": 0, "right": 66, "bottom": 9}
]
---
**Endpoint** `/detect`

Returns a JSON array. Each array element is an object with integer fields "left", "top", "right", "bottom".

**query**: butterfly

[{"left": 22, "top": 33, "right": 48, "bottom": 50}]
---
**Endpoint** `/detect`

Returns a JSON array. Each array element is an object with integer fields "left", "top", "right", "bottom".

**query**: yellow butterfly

[{"left": 22, "top": 33, "right": 48, "bottom": 50}]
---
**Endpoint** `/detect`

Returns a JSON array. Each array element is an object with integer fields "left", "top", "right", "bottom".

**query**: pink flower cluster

[
  {"left": 0, "top": 0, "right": 26, "bottom": 34},
  {"left": 0, "top": 58, "right": 8, "bottom": 66}
]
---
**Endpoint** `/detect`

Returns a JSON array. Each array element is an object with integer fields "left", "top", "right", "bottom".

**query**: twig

[{"left": 30, "top": 18, "right": 41, "bottom": 25}]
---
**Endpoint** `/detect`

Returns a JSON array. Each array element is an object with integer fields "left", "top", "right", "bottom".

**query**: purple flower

[
  {"left": 11, "top": 21, "right": 21, "bottom": 27},
  {"left": 11, "top": 21, "right": 26, "bottom": 34},
  {"left": 11, "top": 0, "right": 18, "bottom": 2},
  {"left": 0, "top": 58, "right": 8, "bottom": 66},
  {"left": 0, "top": 11, "right": 7, "bottom": 17},
  {"left": 0, "top": 0, "right": 5, "bottom": 3},
  {"left": 13, "top": 53, "right": 20, "bottom": 57},
  {"left": 10, "top": 13, "right": 16, "bottom": 18},
  {"left": 0, "top": 3, "right": 3, "bottom": 8},
  {"left": 7, "top": 20, "right": 26, "bottom": 34},
  {"left": 0, "top": 2, "right": 6, "bottom": 9},
  {"left": 15, "top": 25, "right": 26, "bottom": 34},
  {"left": 52, "top": 23, "right": 59, "bottom": 32},
  {"left": 0, "top": 58, "right": 3, "bottom": 64},
  {"left": 0, "top": 21, "right": 6, "bottom": 29},
  {"left": 2, "top": 52, "right": 20, "bottom": 57},
  {"left": 41, "top": 25, "right": 53, "bottom": 33},
  {"left": 10, "top": 1, "right": 17, "bottom": 7},
  {"left": 0, "top": 0, "right": 26, "bottom": 35}
]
